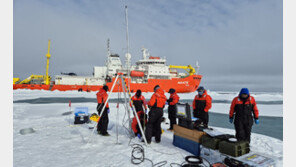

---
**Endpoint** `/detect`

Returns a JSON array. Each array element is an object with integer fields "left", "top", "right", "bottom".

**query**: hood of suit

[
  {"left": 198, "top": 89, "right": 208, "bottom": 97},
  {"left": 97, "top": 88, "right": 107, "bottom": 95},
  {"left": 155, "top": 88, "right": 167, "bottom": 100}
]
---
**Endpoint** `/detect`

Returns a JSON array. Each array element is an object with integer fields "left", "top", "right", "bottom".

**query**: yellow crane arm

[
  {"left": 19, "top": 75, "right": 45, "bottom": 84},
  {"left": 169, "top": 65, "right": 196, "bottom": 76},
  {"left": 13, "top": 78, "right": 20, "bottom": 84}
]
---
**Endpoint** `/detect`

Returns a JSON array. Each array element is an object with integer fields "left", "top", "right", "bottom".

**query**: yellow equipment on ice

[
  {"left": 90, "top": 113, "right": 100, "bottom": 122},
  {"left": 169, "top": 65, "right": 196, "bottom": 76}
]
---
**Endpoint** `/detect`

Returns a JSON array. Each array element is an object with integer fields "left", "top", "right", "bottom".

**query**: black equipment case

[
  {"left": 74, "top": 115, "right": 90, "bottom": 124},
  {"left": 176, "top": 103, "right": 194, "bottom": 129}
]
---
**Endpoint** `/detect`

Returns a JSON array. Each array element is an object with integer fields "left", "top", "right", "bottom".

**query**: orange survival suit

[
  {"left": 167, "top": 89, "right": 180, "bottom": 130},
  {"left": 229, "top": 92, "right": 259, "bottom": 142},
  {"left": 96, "top": 87, "right": 109, "bottom": 135},
  {"left": 145, "top": 86, "right": 167, "bottom": 143},
  {"left": 192, "top": 89, "right": 212, "bottom": 126}
]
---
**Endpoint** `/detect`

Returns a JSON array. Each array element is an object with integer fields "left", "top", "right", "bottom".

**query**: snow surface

[
  {"left": 13, "top": 89, "right": 283, "bottom": 102},
  {"left": 13, "top": 89, "right": 283, "bottom": 117},
  {"left": 13, "top": 90, "right": 283, "bottom": 167}
]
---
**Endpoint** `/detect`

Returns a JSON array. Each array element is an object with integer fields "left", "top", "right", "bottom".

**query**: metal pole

[
  {"left": 116, "top": 80, "right": 120, "bottom": 144},
  {"left": 125, "top": 5, "right": 131, "bottom": 100},
  {"left": 125, "top": 6, "right": 129, "bottom": 56}
]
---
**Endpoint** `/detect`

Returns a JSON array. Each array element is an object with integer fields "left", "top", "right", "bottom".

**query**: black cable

[
  {"left": 131, "top": 144, "right": 145, "bottom": 165},
  {"left": 200, "top": 157, "right": 211, "bottom": 167},
  {"left": 152, "top": 160, "right": 168, "bottom": 167},
  {"left": 130, "top": 144, "right": 167, "bottom": 167},
  {"left": 173, "top": 155, "right": 213, "bottom": 167},
  {"left": 130, "top": 142, "right": 217, "bottom": 167},
  {"left": 185, "top": 155, "right": 203, "bottom": 165},
  {"left": 170, "top": 162, "right": 183, "bottom": 167}
]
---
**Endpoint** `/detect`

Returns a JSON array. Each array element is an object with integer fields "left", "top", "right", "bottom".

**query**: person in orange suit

[
  {"left": 130, "top": 89, "right": 147, "bottom": 113},
  {"left": 167, "top": 88, "right": 180, "bottom": 131},
  {"left": 144, "top": 85, "right": 167, "bottom": 144},
  {"left": 229, "top": 88, "right": 259, "bottom": 142},
  {"left": 131, "top": 110, "right": 147, "bottom": 139},
  {"left": 96, "top": 85, "right": 110, "bottom": 136},
  {"left": 192, "top": 86, "right": 212, "bottom": 128}
]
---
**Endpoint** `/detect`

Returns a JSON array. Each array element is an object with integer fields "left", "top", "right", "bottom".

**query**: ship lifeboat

[
  {"left": 130, "top": 71, "right": 144, "bottom": 77},
  {"left": 149, "top": 56, "right": 160, "bottom": 59}
]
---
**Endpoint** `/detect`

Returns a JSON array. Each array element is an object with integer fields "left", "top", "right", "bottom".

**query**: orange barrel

[{"left": 130, "top": 71, "right": 144, "bottom": 77}]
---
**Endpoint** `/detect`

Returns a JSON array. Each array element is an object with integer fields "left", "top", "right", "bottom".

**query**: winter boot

[{"left": 101, "top": 132, "right": 110, "bottom": 136}]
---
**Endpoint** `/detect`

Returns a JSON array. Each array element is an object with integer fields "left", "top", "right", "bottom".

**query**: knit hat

[
  {"left": 136, "top": 89, "right": 141, "bottom": 97},
  {"left": 103, "top": 85, "right": 109, "bottom": 92},
  {"left": 168, "top": 88, "right": 175, "bottom": 94},
  {"left": 154, "top": 85, "right": 160, "bottom": 92},
  {"left": 197, "top": 86, "right": 204, "bottom": 92},
  {"left": 239, "top": 88, "right": 249, "bottom": 95}
]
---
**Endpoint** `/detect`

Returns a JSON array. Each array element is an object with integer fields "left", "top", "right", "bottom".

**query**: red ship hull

[{"left": 13, "top": 75, "right": 202, "bottom": 93}]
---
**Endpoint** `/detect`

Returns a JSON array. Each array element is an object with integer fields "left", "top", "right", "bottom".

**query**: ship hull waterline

[{"left": 13, "top": 75, "right": 202, "bottom": 93}]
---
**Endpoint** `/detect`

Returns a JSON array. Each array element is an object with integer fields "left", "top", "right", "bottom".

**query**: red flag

[{"left": 69, "top": 100, "right": 71, "bottom": 107}]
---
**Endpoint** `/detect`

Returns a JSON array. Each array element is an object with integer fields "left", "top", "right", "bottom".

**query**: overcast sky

[{"left": 13, "top": 0, "right": 282, "bottom": 92}]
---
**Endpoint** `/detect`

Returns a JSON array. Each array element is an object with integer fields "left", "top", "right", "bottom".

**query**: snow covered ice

[{"left": 13, "top": 90, "right": 283, "bottom": 167}]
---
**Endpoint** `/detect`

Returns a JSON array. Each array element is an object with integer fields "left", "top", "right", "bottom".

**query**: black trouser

[
  {"left": 234, "top": 121, "right": 252, "bottom": 142},
  {"left": 145, "top": 108, "right": 163, "bottom": 142},
  {"left": 193, "top": 110, "right": 209, "bottom": 126},
  {"left": 97, "top": 104, "right": 109, "bottom": 135},
  {"left": 168, "top": 105, "right": 177, "bottom": 129}
]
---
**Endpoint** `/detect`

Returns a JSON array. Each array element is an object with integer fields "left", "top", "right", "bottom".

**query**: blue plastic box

[
  {"left": 74, "top": 107, "right": 89, "bottom": 116},
  {"left": 173, "top": 134, "right": 201, "bottom": 156}
]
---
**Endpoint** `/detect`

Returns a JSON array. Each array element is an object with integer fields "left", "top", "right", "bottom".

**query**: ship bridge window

[
  {"left": 139, "top": 61, "right": 164, "bottom": 65},
  {"left": 110, "top": 54, "right": 119, "bottom": 57}
]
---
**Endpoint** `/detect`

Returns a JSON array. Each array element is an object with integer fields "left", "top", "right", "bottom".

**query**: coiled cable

[{"left": 131, "top": 144, "right": 167, "bottom": 167}]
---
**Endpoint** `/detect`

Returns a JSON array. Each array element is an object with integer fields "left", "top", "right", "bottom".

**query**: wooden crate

[{"left": 173, "top": 124, "right": 206, "bottom": 143}]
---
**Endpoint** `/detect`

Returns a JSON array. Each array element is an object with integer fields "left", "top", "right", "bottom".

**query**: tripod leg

[{"left": 121, "top": 76, "right": 148, "bottom": 146}]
